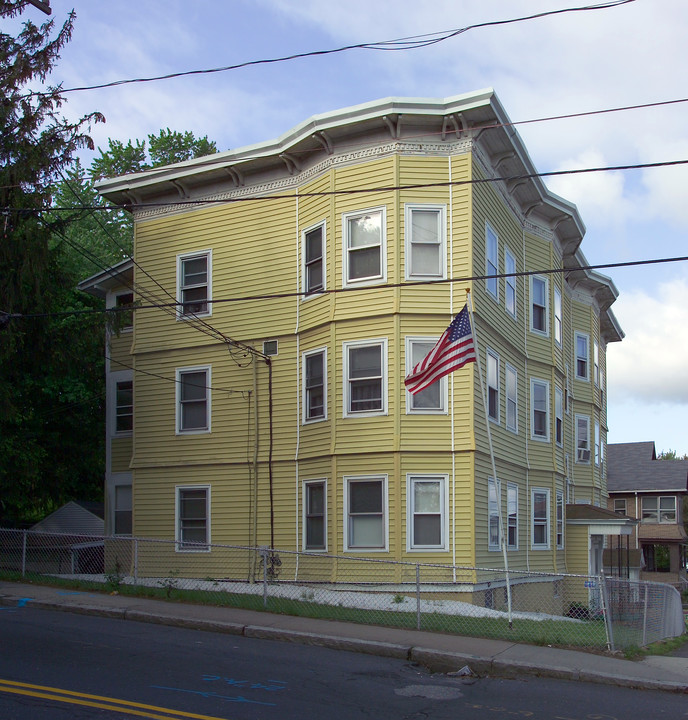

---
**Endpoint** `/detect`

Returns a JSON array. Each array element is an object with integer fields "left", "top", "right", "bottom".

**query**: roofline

[
  {"left": 77, "top": 258, "right": 134, "bottom": 298},
  {"left": 608, "top": 488, "right": 688, "bottom": 494},
  {"left": 93, "top": 90, "right": 585, "bottom": 240}
]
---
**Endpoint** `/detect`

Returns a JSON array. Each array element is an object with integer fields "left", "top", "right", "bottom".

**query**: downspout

[
  {"left": 251, "top": 357, "right": 259, "bottom": 580},
  {"left": 522, "top": 226, "right": 531, "bottom": 572},
  {"left": 294, "top": 192, "right": 301, "bottom": 575}
]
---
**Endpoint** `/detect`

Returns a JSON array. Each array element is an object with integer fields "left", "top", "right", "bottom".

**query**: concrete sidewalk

[{"left": 1, "top": 581, "right": 686, "bottom": 694}]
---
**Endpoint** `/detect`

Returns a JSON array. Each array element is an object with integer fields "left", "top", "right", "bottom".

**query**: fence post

[
  {"left": 642, "top": 584, "right": 649, "bottom": 647},
  {"left": 133, "top": 539, "right": 138, "bottom": 584},
  {"left": 416, "top": 565, "right": 421, "bottom": 630},
  {"left": 262, "top": 547, "right": 268, "bottom": 609},
  {"left": 21, "top": 530, "right": 27, "bottom": 577},
  {"left": 599, "top": 574, "right": 615, "bottom": 652}
]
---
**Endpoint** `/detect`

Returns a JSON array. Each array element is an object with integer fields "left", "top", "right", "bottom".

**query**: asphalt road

[{"left": 0, "top": 604, "right": 686, "bottom": 720}]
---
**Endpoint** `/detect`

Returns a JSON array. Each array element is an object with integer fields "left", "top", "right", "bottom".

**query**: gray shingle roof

[{"left": 607, "top": 442, "right": 688, "bottom": 493}]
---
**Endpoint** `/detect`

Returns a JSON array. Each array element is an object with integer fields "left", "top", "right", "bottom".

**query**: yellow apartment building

[{"left": 80, "top": 90, "right": 626, "bottom": 584}]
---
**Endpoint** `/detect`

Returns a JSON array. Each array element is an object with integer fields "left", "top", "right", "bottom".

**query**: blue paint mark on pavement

[
  {"left": 151, "top": 686, "right": 276, "bottom": 707},
  {"left": 17, "top": 598, "right": 32, "bottom": 607}
]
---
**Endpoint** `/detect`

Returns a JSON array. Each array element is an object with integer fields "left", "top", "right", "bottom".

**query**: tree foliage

[{"left": 0, "top": 2, "right": 105, "bottom": 524}]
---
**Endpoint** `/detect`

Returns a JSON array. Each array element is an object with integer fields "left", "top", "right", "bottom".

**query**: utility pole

[{"left": 27, "top": 1, "right": 51, "bottom": 14}]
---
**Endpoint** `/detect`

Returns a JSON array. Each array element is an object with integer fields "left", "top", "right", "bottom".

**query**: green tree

[{"left": 0, "top": 2, "right": 104, "bottom": 524}]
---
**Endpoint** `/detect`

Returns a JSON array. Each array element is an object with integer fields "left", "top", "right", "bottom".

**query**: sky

[{"left": 13, "top": 0, "right": 688, "bottom": 455}]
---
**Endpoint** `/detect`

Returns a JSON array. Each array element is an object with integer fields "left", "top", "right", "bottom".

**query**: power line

[
  {"left": 6, "top": 253, "right": 688, "bottom": 322},
  {"left": 15, "top": 157, "right": 688, "bottom": 215},
  {"left": 26, "top": 1, "right": 635, "bottom": 99}
]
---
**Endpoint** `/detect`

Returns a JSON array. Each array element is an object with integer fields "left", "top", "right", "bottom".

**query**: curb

[{"left": 1, "top": 594, "right": 686, "bottom": 694}]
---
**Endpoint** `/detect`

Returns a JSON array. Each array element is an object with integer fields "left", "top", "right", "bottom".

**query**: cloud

[{"left": 607, "top": 277, "right": 688, "bottom": 406}]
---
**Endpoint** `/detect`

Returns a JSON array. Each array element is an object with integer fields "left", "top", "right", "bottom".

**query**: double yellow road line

[{"left": 0, "top": 678, "right": 230, "bottom": 720}]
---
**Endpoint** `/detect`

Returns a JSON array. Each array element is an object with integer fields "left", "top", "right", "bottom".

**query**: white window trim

[
  {"left": 505, "top": 363, "right": 518, "bottom": 433},
  {"left": 594, "top": 420, "right": 600, "bottom": 466},
  {"left": 555, "top": 386, "right": 564, "bottom": 447},
  {"left": 303, "top": 478, "right": 327, "bottom": 552},
  {"left": 343, "top": 338, "right": 388, "bottom": 418},
  {"left": 487, "top": 348, "right": 500, "bottom": 424},
  {"left": 507, "top": 482, "right": 519, "bottom": 550},
  {"left": 641, "top": 495, "right": 677, "bottom": 524},
  {"left": 593, "top": 340, "right": 600, "bottom": 387},
  {"left": 406, "top": 474, "right": 449, "bottom": 552},
  {"left": 575, "top": 332, "right": 590, "bottom": 381},
  {"left": 530, "top": 378, "right": 550, "bottom": 442},
  {"left": 488, "top": 477, "right": 501, "bottom": 551},
  {"left": 530, "top": 275, "right": 549, "bottom": 336},
  {"left": 505, "top": 247, "right": 517, "bottom": 318},
  {"left": 111, "top": 290, "right": 134, "bottom": 333},
  {"left": 176, "top": 249, "right": 212, "bottom": 319},
  {"left": 575, "top": 414, "right": 591, "bottom": 464},
  {"left": 485, "top": 221, "right": 499, "bottom": 301},
  {"left": 302, "top": 220, "right": 326, "bottom": 298},
  {"left": 554, "top": 287, "right": 562, "bottom": 346},
  {"left": 343, "top": 475, "right": 388, "bottom": 552},
  {"left": 531, "top": 487, "right": 551, "bottom": 550},
  {"left": 176, "top": 365, "right": 211, "bottom": 435},
  {"left": 556, "top": 490, "right": 565, "bottom": 550},
  {"left": 342, "top": 206, "right": 387, "bottom": 287},
  {"left": 111, "top": 475, "right": 133, "bottom": 537},
  {"left": 175, "top": 484, "right": 211, "bottom": 552},
  {"left": 108, "top": 369, "right": 133, "bottom": 438},
  {"left": 405, "top": 336, "right": 447, "bottom": 414},
  {"left": 404, "top": 203, "right": 446, "bottom": 280},
  {"left": 302, "top": 347, "right": 327, "bottom": 423}
]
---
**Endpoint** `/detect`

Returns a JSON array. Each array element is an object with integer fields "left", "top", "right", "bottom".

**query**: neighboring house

[
  {"left": 79, "top": 90, "right": 624, "bottom": 588},
  {"left": 31, "top": 500, "right": 104, "bottom": 535},
  {"left": 30, "top": 500, "right": 105, "bottom": 574},
  {"left": 605, "top": 442, "right": 688, "bottom": 586}
]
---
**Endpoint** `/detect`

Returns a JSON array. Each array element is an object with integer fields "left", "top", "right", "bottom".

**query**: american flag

[{"left": 404, "top": 305, "right": 476, "bottom": 395}]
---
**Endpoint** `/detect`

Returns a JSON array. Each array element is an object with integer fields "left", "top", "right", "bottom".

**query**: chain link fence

[{"left": 1, "top": 528, "right": 684, "bottom": 652}]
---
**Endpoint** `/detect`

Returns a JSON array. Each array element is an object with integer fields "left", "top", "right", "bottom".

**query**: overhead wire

[
  {"left": 25, "top": 1, "right": 635, "bottom": 98},
  {"left": 19, "top": 157, "right": 688, "bottom": 215},
  {"left": 6, "top": 252, "right": 688, "bottom": 322}
]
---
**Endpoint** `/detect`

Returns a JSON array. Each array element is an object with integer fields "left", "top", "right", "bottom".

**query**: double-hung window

[
  {"left": 303, "top": 222, "right": 325, "bottom": 296},
  {"left": 594, "top": 420, "right": 600, "bottom": 466},
  {"left": 405, "top": 204, "right": 445, "bottom": 279},
  {"left": 488, "top": 478, "right": 501, "bottom": 550},
  {"left": 593, "top": 340, "right": 600, "bottom": 386},
  {"left": 303, "top": 348, "right": 326, "bottom": 422},
  {"left": 554, "top": 287, "right": 562, "bottom": 346},
  {"left": 575, "top": 333, "right": 589, "bottom": 380},
  {"left": 345, "top": 476, "right": 387, "bottom": 551},
  {"left": 531, "top": 488, "right": 550, "bottom": 549},
  {"left": 531, "top": 276, "right": 548, "bottom": 334},
  {"left": 408, "top": 475, "right": 447, "bottom": 550},
  {"left": 531, "top": 379, "right": 549, "bottom": 441},
  {"left": 507, "top": 483, "right": 518, "bottom": 549},
  {"left": 115, "top": 380, "right": 133, "bottom": 433},
  {"left": 485, "top": 223, "right": 499, "bottom": 300},
  {"left": 343, "top": 208, "right": 385, "bottom": 285},
  {"left": 343, "top": 340, "right": 387, "bottom": 416},
  {"left": 114, "top": 484, "right": 132, "bottom": 535},
  {"left": 177, "top": 250, "right": 211, "bottom": 317},
  {"left": 487, "top": 350, "right": 500, "bottom": 422},
  {"left": 642, "top": 496, "right": 677, "bottom": 524},
  {"left": 576, "top": 414, "right": 590, "bottom": 463},
  {"left": 176, "top": 366, "right": 211, "bottom": 434},
  {"left": 505, "top": 248, "right": 516, "bottom": 317},
  {"left": 176, "top": 486, "right": 210, "bottom": 551},
  {"left": 506, "top": 364, "right": 518, "bottom": 432},
  {"left": 115, "top": 292, "right": 134, "bottom": 331},
  {"left": 556, "top": 491, "right": 564, "bottom": 549},
  {"left": 614, "top": 499, "right": 627, "bottom": 515},
  {"left": 555, "top": 387, "right": 563, "bottom": 446},
  {"left": 406, "top": 338, "right": 444, "bottom": 413},
  {"left": 304, "top": 480, "right": 326, "bottom": 550}
]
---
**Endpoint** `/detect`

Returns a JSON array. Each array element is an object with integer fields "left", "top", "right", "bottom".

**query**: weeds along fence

[{"left": 0, "top": 528, "right": 684, "bottom": 652}]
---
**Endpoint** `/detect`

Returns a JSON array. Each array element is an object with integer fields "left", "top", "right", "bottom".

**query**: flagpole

[{"left": 466, "top": 291, "right": 513, "bottom": 629}]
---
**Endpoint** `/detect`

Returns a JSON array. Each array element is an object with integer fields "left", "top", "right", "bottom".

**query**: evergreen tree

[{"left": 0, "top": 2, "right": 104, "bottom": 524}]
